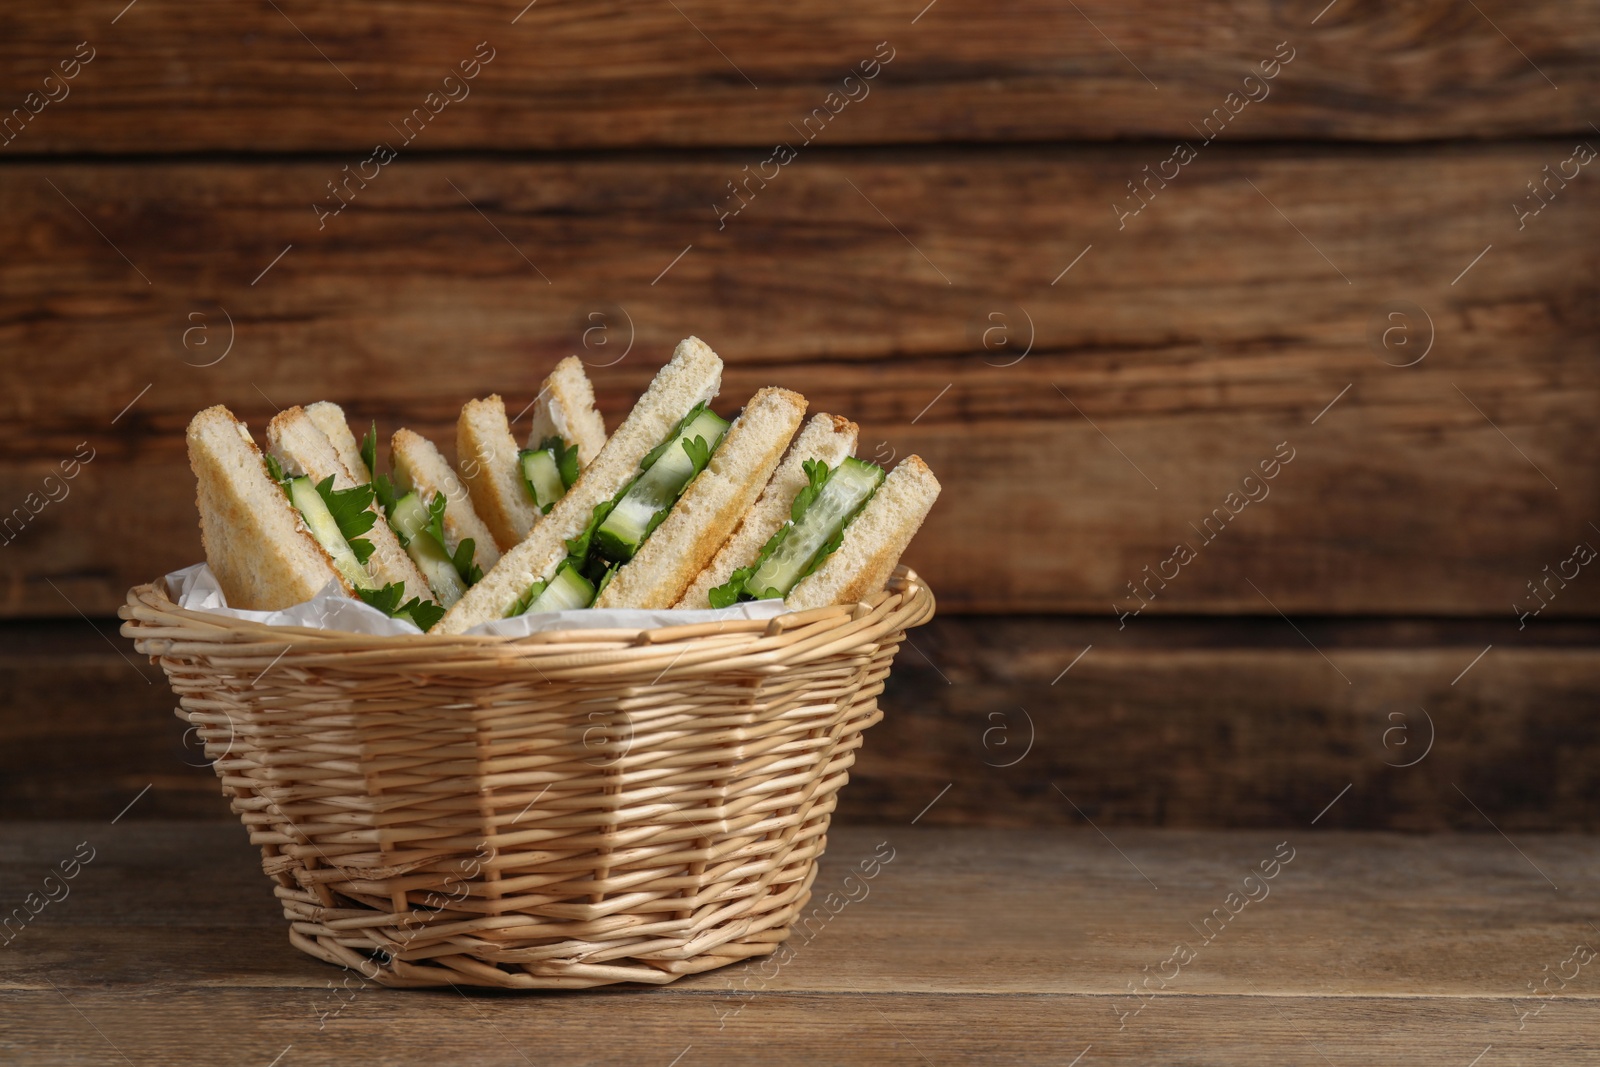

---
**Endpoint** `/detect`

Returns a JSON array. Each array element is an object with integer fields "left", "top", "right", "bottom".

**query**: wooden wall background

[{"left": 2, "top": 0, "right": 1596, "bottom": 829}]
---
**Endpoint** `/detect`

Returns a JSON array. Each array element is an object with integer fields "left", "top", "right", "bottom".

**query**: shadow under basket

[{"left": 119, "top": 567, "right": 934, "bottom": 989}]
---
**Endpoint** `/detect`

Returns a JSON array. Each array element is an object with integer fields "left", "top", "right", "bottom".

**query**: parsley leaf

[
  {"left": 356, "top": 582, "right": 403, "bottom": 614},
  {"left": 355, "top": 583, "right": 445, "bottom": 631},
  {"left": 640, "top": 402, "right": 708, "bottom": 471},
  {"left": 454, "top": 539, "right": 484, "bottom": 587},
  {"left": 312, "top": 475, "right": 378, "bottom": 566},
  {"left": 372, "top": 474, "right": 400, "bottom": 519},
  {"left": 506, "top": 578, "right": 547, "bottom": 618},
  {"left": 359, "top": 421, "right": 378, "bottom": 480},
  {"left": 791, "top": 459, "right": 831, "bottom": 522},
  {"left": 709, "top": 561, "right": 758, "bottom": 609},
  {"left": 264, "top": 453, "right": 291, "bottom": 498},
  {"left": 566, "top": 490, "right": 625, "bottom": 560},
  {"left": 420, "top": 492, "right": 483, "bottom": 586},
  {"left": 681, "top": 433, "right": 711, "bottom": 471},
  {"left": 402, "top": 598, "right": 446, "bottom": 631},
  {"left": 423, "top": 492, "right": 449, "bottom": 552}
]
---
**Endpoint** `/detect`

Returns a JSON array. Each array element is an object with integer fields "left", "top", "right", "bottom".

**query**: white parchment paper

[{"left": 162, "top": 563, "right": 789, "bottom": 637}]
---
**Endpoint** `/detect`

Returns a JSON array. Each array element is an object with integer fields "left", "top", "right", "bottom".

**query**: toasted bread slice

[
  {"left": 304, "top": 401, "right": 369, "bottom": 485},
  {"left": 436, "top": 336, "right": 723, "bottom": 634},
  {"left": 390, "top": 427, "right": 502, "bottom": 573},
  {"left": 268, "top": 406, "right": 435, "bottom": 607},
  {"left": 598, "top": 387, "right": 806, "bottom": 610},
  {"left": 186, "top": 405, "right": 346, "bottom": 609},
  {"left": 674, "top": 412, "right": 858, "bottom": 609},
  {"left": 785, "top": 455, "right": 941, "bottom": 610},
  {"left": 527, "top": 356, "right": 608, "bottom": 468},
  {"left": 457, "top": 394, "right": 534, "bottom": 551}
]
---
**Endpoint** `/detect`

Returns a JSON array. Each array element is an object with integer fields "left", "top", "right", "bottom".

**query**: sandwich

[
  {"left": 438, "top": 337, "right": 806, "bottom": 632},
  {"left": 281, "top": 400, "right": 503, "bottom": 612},
  {"left": 185, "top": 405, "right": 441, "bottom": 627},
  {"left": 369, "top": 427, "right": 503, "bottom": 609},
  {"left": 184, "top": 340, "right": 941, "bottom": 633},
  {"left": 676, "top": 435, "right": 941, "bottom": 611},
  {"left": 187, "top": 405, "right": 341, "bottom": 611},
  {"left": 458, "top": 356, "right": 608, "bottom": 551},
  {"left": 304, "top": 401, "right": 368, "bottom": 485},
  {"left": 784, "top": 455, "right": 941, "bottom": 610},
  {"left": 265, "top": 406, "right": 440, "bottom": 622},
  {"left": 675, "top": 412, "right": 859, "bottom": 608}
]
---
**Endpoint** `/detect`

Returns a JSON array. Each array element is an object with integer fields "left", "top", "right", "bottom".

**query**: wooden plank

[
  {"left": 2, "top": 823, "right": 1598, "bottom": 1065},
  {"left": 8, "top": 988, "right": 1595, "bottom": 1066},
  {"left": 862, "top": 618, "right": 1600, "bottom": 832},
  {"left": 8, "top": 620, "right": 1600, "bottom": 830},
  {"left": 6, "top": 823, "right": 1599, "bottom": 997},
  {"left": 0, "top": 146, "right": 1595, "bottom": 616},
  {"left": 0, "top": 2, "right": 1596, "bottom": 153}
]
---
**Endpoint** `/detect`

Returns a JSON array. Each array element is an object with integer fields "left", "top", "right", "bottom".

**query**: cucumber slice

[
  {"left": 519, "top": 560, "right": 595, "bottom": 614},
  {"left": 744, "top": 458, "right": 884, "bottom": 599},
  {"left": 520, "top": 448, "right": 566, "bottom": 513},
  {"left": 388, "top": 492, "right": 466, "bottom": 607},
  {"left": 593, "top": 408, "right": 728, "bottom": 562},
  {"left": 288, "top": 476, "right": 371, "bottom": 591}
]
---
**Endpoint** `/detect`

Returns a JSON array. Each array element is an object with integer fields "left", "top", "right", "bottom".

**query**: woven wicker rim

[{"left": 120, "top": 566, "right": 935, "bottom": 680}]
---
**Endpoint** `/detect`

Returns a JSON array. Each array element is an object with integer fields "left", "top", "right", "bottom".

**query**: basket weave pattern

[{"left": 119, "top": 568, "right": 933, "bottom": 988}]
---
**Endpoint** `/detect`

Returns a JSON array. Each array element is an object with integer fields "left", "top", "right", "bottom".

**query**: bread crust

[
  {"left": 187, "top": 405, "right": 345, "bottom": 610},
  {"left": 304, "top": 401, "right": 369, "bottom": 485},
  {"left": 268, "top": 406, "right": 436, "bottom": 606},
  {"left": 391, "top": 427, "right": 503, "bottom": 573},
  {"left": 457, "top": 394, "right": 537, "bottom": 551},
  {"left": 674, "top": 411, "right": 857, "bottom": 608},
  {"left": 436, "top": 336, "right": 723, "bottom": 634},
  {"left": 785, "top": 454, "right": 940, "bottom": 610},
  {"left": 528, "top": 356, "right": 608, "bottom": 468},
  {"left": 597, "top": 387, "right": 806, "bottom": 610}
]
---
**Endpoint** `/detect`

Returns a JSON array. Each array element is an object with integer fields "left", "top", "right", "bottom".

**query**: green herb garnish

[
  {"left": 422, "top": 492, "right": 483, "bottom": 586},
  {"left": 311, "top": 475, "right": 378, "bottom": 565},
  {"left": 357, "top": 582, "right": 445, "bottom": 631}
]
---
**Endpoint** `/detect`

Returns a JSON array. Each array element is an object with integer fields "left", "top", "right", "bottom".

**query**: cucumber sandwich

[
  {"left": 435, "top": 338, "right": 808, "bottom": 632},
  {"left": 674, "top": 413, "right": 941, "bottom": 612},
  {"left": 265, "top": 406, "right": 443, "bottom": 628},
  {"left": 185, "top": 339, "right": 941, "bottom": 635},
  {"left": 183, "top": 405, "right": 435, "bottom": 627},
  {"left": 373, "top": 427, "right": 502, "bottom": 610},
  {"left": 457, "top": 356, "right": 608, "bottom": 552}
]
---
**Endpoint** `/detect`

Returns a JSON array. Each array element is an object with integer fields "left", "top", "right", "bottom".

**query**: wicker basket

[{"left": 118, "top": 566, "right": 933, "bottom": 989}]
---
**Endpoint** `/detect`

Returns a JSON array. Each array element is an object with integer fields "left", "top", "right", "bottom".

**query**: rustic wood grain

[
  {"left": 0, "top": 1, "right": 1595, "bottom": 154},
  {"left": 2, "top": 823, "right": 1597, "bottom": 1065},
  {"left": 1, "top": 146, "right": 1595, "bottom": 616},
  {"left": 10, "top": 619, "right": 1600, "bottom": 830},
  {"left": 864, "top": 617, "right": 1600, "bottom": 832}
]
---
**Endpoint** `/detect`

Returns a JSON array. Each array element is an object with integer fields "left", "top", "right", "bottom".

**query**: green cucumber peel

[
  {"left": 506, "top": 578, "right": 546, "bottom": 618},
  {"left": 639, "top": 402, "right": 709, "bottom": 471},
  {"left": 707, "top": 460, "right": 834, "bottom": 608},
  {"left": 566, "top": 490, "right": 626, "bottom": 561},
  {"left": 422, "top": 492, "right": 482, "bottom": 586},
  {"left": 536, "top": 436, "right": 581, "bottom": 489}
]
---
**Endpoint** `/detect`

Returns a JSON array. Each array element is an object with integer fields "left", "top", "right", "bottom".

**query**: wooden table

[{"left": 3, "top": 822, "right": 1596, "bottom": 1065}]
